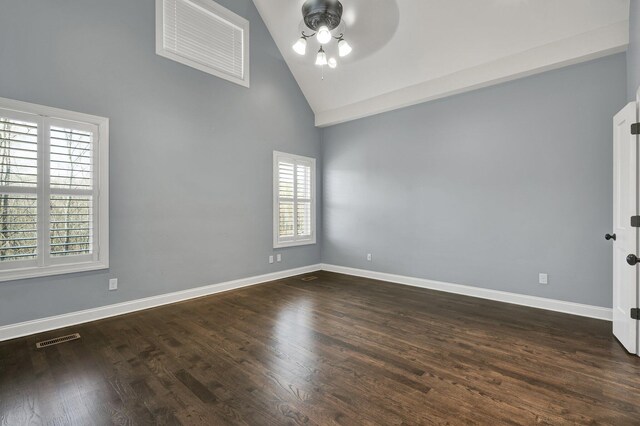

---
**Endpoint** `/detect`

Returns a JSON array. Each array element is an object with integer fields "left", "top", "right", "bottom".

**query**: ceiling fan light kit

[
  {"left": 292, "top": 37, "right": 308, "bottom": 55},
  {"left": 337, "top": 37, "right": 352, "bottom": 57},
  {"left": 292, "top": 0, "right": 352, "bottom": 72},
  {"left": 315, "top": 46, "right": 328, "bottom": 66},
  {"left": 316, "top": 25, "right": 333, "bottom": 44}
]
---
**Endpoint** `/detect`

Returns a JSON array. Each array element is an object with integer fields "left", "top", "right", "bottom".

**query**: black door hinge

[
  {"left": 632, "top": 308, "right": 640, "bottom": 320},
  {"left": 633, "top": 123, "right": 640, "bottom": 135}
]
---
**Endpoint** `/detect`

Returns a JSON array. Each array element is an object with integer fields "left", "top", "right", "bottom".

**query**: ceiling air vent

[
  {"left": 36, "top": 333, "right": 81, "bottom": 349},
  {"left": 157, "top": 0, "right": 250, "bottom": 87}
]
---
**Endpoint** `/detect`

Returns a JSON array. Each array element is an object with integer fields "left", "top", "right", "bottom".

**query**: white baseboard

[
  {"left": 0, "top": 264, "right": 322, "bottom": 342},
  {"left": 321, "top": 264, "right": 613, "bottom": 321},
  {"left": 0, "top": 262, "right": 613, "bottom": 342}
]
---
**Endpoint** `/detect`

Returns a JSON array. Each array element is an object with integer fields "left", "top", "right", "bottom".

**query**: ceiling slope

[{"left": 253, "top": 0, "right": 630, "bottom": 127}]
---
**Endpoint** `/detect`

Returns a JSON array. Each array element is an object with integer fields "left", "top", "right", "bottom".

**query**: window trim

[
  {"left": 273, "top": 151, "right": 316, "bottom": 249},
  {"left": 155, "top": 0, "right": 250, "bottom": 88},
  {"left": 0, "top": 96, "right": 109, "bottom": 282}
]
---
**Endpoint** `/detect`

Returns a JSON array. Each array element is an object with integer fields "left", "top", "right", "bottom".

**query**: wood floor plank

[{"left": 1, "top": 271, "right": 639, "bottom": 425}]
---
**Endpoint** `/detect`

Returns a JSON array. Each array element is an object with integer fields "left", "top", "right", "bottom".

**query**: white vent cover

[{"left": 156, "top": 0, "right": 250, "bottom": 87}]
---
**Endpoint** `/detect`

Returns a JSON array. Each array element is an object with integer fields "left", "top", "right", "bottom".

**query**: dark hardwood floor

[{"left": 1, "top": 271, "right": 639, "bottom": 425}]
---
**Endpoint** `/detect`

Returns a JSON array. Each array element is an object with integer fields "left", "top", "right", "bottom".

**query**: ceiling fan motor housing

[{"left": 302, "top": 0, "right": 343, "bottom": 31}]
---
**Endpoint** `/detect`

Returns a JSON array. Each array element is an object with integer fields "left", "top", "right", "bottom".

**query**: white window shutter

[
  {"left": 0, "top": 113, "right": 39, "bottom": 263},
  {"left": 0, "top": 97, "right": 109, "bottom": 282},
  {"left": 274, "top": 152, "right": 316, "bottom": 248},
  {"left": 296, "top": 161, "right": 312, "bottom": 237},
  {"left": 278, "top": 160, "right": 295, "bottom": 238},
  {"left": 49, "top": 123, "right": 96, "bottom": 259}
]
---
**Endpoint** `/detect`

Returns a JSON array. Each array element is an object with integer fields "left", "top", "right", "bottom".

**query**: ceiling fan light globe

[
  {"left": 316, "top": 26, "right": 332, "bottom": 44},
  {"left": 293, "top": 37, "right": 307, "bottom": 55},
  {"left": 315, "top": 50, "right": 328, "bottom": 66},
  {"left": 338, "top": 39, "right": 352, "bottom": 57}
]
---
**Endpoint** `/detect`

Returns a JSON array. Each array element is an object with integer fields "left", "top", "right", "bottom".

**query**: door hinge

[
  {"left": 631, "top": 216, "right": 640, "bottom": 228},
  {"left": 632, "top": 308, "right": 640, "bottom": 320},
  {"left": 632, "top": 123, "right": 640, "bottom": 135}
]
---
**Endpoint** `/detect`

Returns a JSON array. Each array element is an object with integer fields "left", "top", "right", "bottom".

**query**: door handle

[
  {"left": 627, "top": 254, "right": 640, "bottom": 266},
  {"left": 605, "top": 233, "right": 616, "bottom": 241}
]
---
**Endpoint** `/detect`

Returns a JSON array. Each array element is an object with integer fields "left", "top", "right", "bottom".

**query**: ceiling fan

[{"left": 292, "top": 0, "right": 353, "bottom": 70}]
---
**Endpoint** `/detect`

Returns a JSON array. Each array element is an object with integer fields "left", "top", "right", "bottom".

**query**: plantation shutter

[
  {"left": 278, "top": 159, "right": 295, "bottom": 239},
  {"left": 161, "top": 0, "right": 246, "bottom": 82},
  {"left": 274, "top": 152, "right": 315, "bottom": 248},
  {"left": 296, "top": 160, "right": 312, "bottom": 237},
  {"left": 0, "top": 112, "right": 40, "bottom": 265},
  {"left": 0, "top": 106, "right": 101, "bottom": 273},
  {"left": 49, "top": 120, "right": 97, "bottom": 260}
]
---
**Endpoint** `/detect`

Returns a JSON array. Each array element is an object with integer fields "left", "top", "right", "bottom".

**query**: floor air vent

[
  {"left": 36, "top": 333, "right": 81, "bottom": 349},
  {"left": 301, "top": 276, "right": 318, "bottom": 282}
]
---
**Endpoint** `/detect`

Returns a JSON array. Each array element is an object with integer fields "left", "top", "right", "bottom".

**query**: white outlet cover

[
  {"left": 276, "top": 254, "right": 282, "bottom": 262},
  {"left": 109, "top": 278, "right": 118, "bottom": 291},
  {"left": 539, "top": 273, "right": 548, "bottom": 285},
  {"left": 367, "top": 254, "right": 372, "bottom": 261},
  {"left": 269, "top": 255, "right": 274, "bottom": 264}
]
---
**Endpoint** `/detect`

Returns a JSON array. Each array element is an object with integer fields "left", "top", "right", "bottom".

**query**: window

[
  {"left": 0, "top": 97, "right": 109, "bottom": 281},
  {"left": 274, "top": 152, "right": 316, "bottom": 248},
  {"left": 156, "top": 0, "right": 250, "bottom": 88}
]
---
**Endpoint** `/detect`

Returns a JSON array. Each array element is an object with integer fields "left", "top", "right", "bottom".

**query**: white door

[{"left": 612, "top": 102, "right": 639, "bottom": 355}]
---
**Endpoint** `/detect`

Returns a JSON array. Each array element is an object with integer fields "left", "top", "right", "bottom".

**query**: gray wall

[
  {"left": 630, "top": 0, "right": 640, "bottom": 100},
  {"left": 0, "top": 0, "right": 629, "bottom": 327},
  {"left": 322, "top": 54, "right": 627, "bottom": 308},
  {"left": 0, "top": 0, "right": 321, "bottom": 326}
]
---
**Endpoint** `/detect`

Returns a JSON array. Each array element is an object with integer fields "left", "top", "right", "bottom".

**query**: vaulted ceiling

[{"left": 253, "top": 0, "right": 630, "bottom": 127}]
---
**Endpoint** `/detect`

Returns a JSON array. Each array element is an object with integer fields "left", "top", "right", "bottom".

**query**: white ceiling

[{"left": 253, "top": 0, "right": 630, "bottom": 127}]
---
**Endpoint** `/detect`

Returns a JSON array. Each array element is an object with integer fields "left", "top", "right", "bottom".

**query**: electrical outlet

[
  {"left": 539, "top": 273, "right": 548, "bottom": 285},
  {"left": 276, "top": 254, "right": 282, "bottom": 262},
  {"left": 269, "top": 255, "right": 274, "bottom": 264},
  {"left": 367, "top": 253, "right": 372, "bottom": 262},
  {"left": 109, "top": 278, "right": 118, "bottom": 291}
]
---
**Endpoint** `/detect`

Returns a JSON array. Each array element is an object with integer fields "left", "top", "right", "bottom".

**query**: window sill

[
  {"left": 0, "top": 261, "right": 109, "bottom": 283},
  {"left": 274, "top": 239, "right": 317, "bottom": 249}
]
